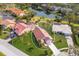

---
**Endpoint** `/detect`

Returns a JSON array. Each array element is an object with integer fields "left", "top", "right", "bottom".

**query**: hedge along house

[{"left": 33, "top": 26, "right": 61, "bottom": 56}]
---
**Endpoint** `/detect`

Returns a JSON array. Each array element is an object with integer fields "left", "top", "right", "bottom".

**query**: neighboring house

[
  {"left": 0, "top": 12, "right": 15, "bottom": 20},
  {"left": 2, "top": 19, "right": 16, "bottom": 28},
  {"left": 6, "top": 8, "right": 25, "bottom": 16},
  {"left": 2, "top": 14, "right": 15, "bottom": 20},
  {"left": 33, "top": 26, "right": 52, "bottom": 45},
  {"left": 1, "top": 19, "right": 35, "bottom": 36},
  {"left": 52, "top": 22, "right": 72, "bottom": 36}
]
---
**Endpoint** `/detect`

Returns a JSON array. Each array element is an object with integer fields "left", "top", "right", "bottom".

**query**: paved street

[{"left": 0, "top": 39, "right": 28, "bottom": 56}]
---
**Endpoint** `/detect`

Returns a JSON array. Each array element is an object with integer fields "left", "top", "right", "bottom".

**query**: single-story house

[
  {"left": 13, "top": 22, "right": 35, "bottom": 36},
  {"left": 33, "top": 26, "right": 52, "bottom": 45},
  {"left": 2, "top": 19, "right": 16, "bottom": 28},
  {"left": 52, "top": 22, "right": 72, "bottom": 36},
  {"left": 6, "top": 8, "right": 25, "bottom": 16},
  {"left": 1, "top": 19, "right": 35, "bottom": 36}
]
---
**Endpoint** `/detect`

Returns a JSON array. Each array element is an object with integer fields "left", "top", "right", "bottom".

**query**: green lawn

[
  {"left": 10, "top": 32, "right": 52, "bottom": 56},
  {"left": 0, "top": 52, "right": 5, "bottom": 56},
  {"left": 61, "top": 21, "right": 79, "bottom": 27},
  {"left": 74, "top": 35, "right": 79, "bottom": 52},
  {"left": 0, "top": 27, "right": 11, "bottom": 39},
  {"left": 71, "top": 26, "right": 79, "bottom": 46},
  {"left": 38, "top": 22, "right": 52, "bottom": 35},
  {"left": 75, "top": 35, "right": 79, "bottom": 45},
  {"left": 9, "top": 21, "right": 69, "bottom": 56},
  {"left": 54, "top": 33, "right": 68, "bottom": 48},
  {"left": 38, "top": 22, "right": 68, "bottom": 49},
  {"left": 0, "top": 32, "right": 9, "bottom": 39}
]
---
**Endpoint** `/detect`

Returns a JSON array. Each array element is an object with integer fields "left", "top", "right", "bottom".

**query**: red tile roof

[
  {"left": 33, "top": 26, "right": 52, "bottom": 41},
  {"left": 6, "top": 8, "right": 25, "bottom": 16},
  {"left": 33, "top": 27, "right": 44, "bottom": 40},
  {"left": 14, "top": 22, "right": 27, "bottom": 35}
]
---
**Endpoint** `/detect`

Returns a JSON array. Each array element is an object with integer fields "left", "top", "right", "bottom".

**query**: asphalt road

[{"left": 0, "top": 39, "right": 28, "bottom": 56}]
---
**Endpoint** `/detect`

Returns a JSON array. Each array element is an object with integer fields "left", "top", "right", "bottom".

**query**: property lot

[{"left": 9, "top": 32, "right": 53, "bottom": 56}]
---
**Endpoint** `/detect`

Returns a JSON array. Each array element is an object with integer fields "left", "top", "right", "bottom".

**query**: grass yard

[
  {"left": 71, "top": 26, "right": 79, "bottom": 46},
  {"left": 0, "top": 32, "right": 9, "bottom": 39},
  {"left": 54, "top": 33, "right": 68, "bottom": 49},
  {"left": 61, "top": 21, "right": 79, "bottom": 27},
  {"left": 38, "top": 22, "right": 68, "bottom": 49},
  {"left": 75, "top": 35, "right": 79, "bottom": 45},
  {"left": 38, "top": 22, "right": 52, "bottom": 35},
  {"left": 9, "top": 32, "right": 52, "bottom": 56},
  {"left": 0, "top": 52, "right": 5, "bottom": 56}
]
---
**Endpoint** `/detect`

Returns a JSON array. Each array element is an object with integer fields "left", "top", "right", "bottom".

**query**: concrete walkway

[
  {"left": 65, "top": 36, "right": 74, "bottom": 47},
  {"left": 65, "top": 36, "right": 75, "bottom": 56},
  {"left": 48, "top": 43, "right": 61, "bottom": 56},
  {"left": 59, "top": 47, "right": 68, "bottom": 51}
]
